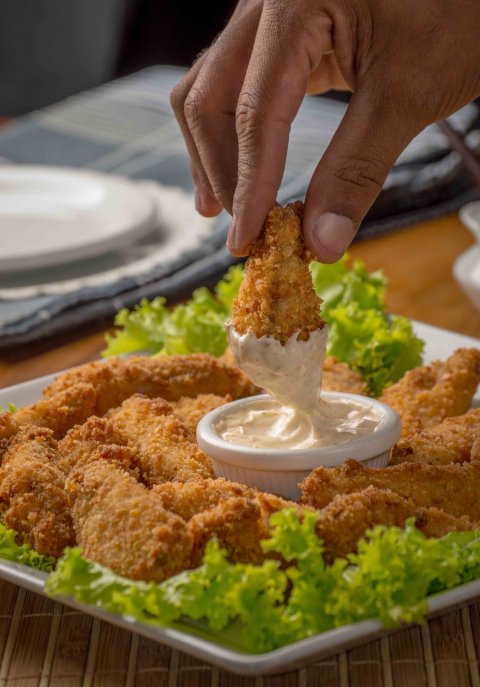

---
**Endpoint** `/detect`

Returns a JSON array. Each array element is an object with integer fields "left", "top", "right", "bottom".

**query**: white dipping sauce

[{"left": 225, "top": 323, "right": 381, "bottom": 450}]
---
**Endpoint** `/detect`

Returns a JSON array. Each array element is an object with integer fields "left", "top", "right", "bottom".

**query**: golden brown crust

[
  {"left": 66, "top": 458, "right": 193, "bottom": 582},
  {"left": 173, "top": 394, "right": 233, "bottom": 434},
  {"left": 231, "top": 202, "right": 324, "bottom": 344},
  {"left": 0, "top": 426, "right": 75, "bottom": 557},
  {"left": 0, "top": 382, "right": 97, "bottom": 442},
  {"left": 322, "top": 356, "right": 369, "bottom": 395},
  {"left": 380, "top": 348, "right": 480, "bottom": 437},
  {"left": 391, "top": 408, "right": 480, "bottom": 465},
  {"left": 108, "top": 394, "right": 214, "bottom": 485},
  {"left": 315, "top": 486, "right": 477, "bottom": 562},
  {"left": 300, "top": 459, "right": 480, "bottom": 521}
]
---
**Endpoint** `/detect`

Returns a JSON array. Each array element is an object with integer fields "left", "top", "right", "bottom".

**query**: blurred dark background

[{"left": 0, "top": 0, "right": 236, "bottom": 114}]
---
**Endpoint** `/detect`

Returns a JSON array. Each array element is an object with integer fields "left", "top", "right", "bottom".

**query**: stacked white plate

[{"left": 0, "top": 165, "right": 214, "bottom": 299}]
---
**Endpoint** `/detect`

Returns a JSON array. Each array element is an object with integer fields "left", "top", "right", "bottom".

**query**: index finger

[{"left": 229, "top": 1, "right": 333, "bottom": 254}]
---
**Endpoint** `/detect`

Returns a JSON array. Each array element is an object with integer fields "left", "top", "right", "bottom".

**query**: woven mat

[{"left": 1, "top": 581, "right": 479, "bottom": 686}]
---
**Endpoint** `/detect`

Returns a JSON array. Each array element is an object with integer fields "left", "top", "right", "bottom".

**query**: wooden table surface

[{"left": 0, "top": 213, "right": 480, "bottom": 687}]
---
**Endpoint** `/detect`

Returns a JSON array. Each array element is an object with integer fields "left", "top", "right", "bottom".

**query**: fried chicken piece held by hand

[
  {"left": 380, "top": 348, "right": 480, "bottom": 437},
  {"left": 231, "top": 202, "right": 324, "bottom": 344}
]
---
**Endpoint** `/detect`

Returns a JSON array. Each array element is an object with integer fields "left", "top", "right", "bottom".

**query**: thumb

[{"left": 304, "top": 88, "right": 417, "bottom": 262}]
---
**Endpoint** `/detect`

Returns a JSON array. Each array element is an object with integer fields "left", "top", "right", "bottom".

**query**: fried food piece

[
  {"left": 173, "top": 394, "right": 233, "bottom": 434},
  {"left": 0, "top": 382, "right": 97, "bottom": 442},
  {"left": 57, "top": 415, "right": 139, "bottom": 475},
  {"left": 380, "top": 348, "right": 480, "bottom": 437},
  {"left": 154, "top": 478, "right": 295, "bottom": 565},
  {"left": 301, "top": 459, "right": 480, "bottom": 521},
  {"left": 66, "top": 458, "right": 193, "bottom": 581},
  {"left": 391, "top": 408, "right": 480, "bottom": 465},
  {"left": 322, "top": 357, "right": 368, "bottom": 395},
  {"left": 231, "top": 202, "right": 324, "bottom": 344},
  {"left": 188, "top": 497, "right": 267, "bottom": 566},
  {"left": 315, "top": 486, "right": 476, "bottom": 562},
  {"left": 108, "top": 394, "right": 213, "bottom": 485},
  {"left": 0, "top": 426, "right": 74, "bottom": 557},
  {"left": 43, "top": 354, "right": 256, "bottom": 416}
]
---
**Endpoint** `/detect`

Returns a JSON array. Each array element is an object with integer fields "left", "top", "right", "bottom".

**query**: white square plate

[{"left": 0, "top": 320, "right": 479, "bottom": 676}]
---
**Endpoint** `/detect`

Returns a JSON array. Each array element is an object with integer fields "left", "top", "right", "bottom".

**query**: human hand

[{"left": 171, "top": 0, "right": 480, "bottom": 261}]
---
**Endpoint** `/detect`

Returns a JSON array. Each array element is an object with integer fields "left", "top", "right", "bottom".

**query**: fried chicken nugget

[
  {"left": 173, "top": 394, "right": 233, "bottom": 434},
  {"left": 315, "top": 486, "right": 477, "bottom": 562},
  {"left": 153, "top": 478, "right": 295, "bottom": 565},
  {"left": 58, "top": 415, "right": 139, "bottom": 475},
  {"left": 380, "top": 348, "right": 480, "bottom": 437},
  {"left": 301, "top": 459, "right": 480, "bottom": 521},
  {"left": 0, "top": 426, "right": 74, "bottom": 557},
  {"left": 66, "top": 458, "right": 192, "bottom": 581},
  {"left": 108, "top": 394, "right": 213, "bottom": 485},
  {"left": 43, "top": 354, "right": 256, "bottom": 415},
  {"left": 0, "top": 382, "right": 97, "bottom": 442},
  {"left": 322, "top": 357, "right": 368, "bottom": 395},
  {"left": 231, "top": 202, "right": 324, "bottom": 344},
  {"left": 391, "top": 408, "right": 480, "bottom": 465}
]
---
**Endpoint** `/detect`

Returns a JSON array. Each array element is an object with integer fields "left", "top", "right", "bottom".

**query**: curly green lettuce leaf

[
  {"left": 0, "top": 402, "right": 16, "bottom": 414},
  {"left": 102, "top": 266, "right": 243, "bottom": 358},
  {"left": 102, "top": 255, "right": 423, "bottom": 393},
  {"left": 45, "top": 512, "right": 480, "bottom": 653},
  {"left": 0, "top": 522, "right": 54, "bottom": 572},
  {"left": 311, "top": 257, "right": 424, "bottom": 394}
]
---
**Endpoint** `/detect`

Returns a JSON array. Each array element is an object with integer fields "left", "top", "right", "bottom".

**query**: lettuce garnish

[
  {"left": 102, "top": 258, "right": 423, "bottom": 395},
  {"left": 0, "top": 522, "right": 55, "bottom": 572},
  {"left": 45, "top": 512, "right": 480, "bottom": 653}
]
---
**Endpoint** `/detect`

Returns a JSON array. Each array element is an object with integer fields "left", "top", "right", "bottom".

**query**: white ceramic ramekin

[{"left": 197, "top": 392, "right": 401, "bottom": 500}]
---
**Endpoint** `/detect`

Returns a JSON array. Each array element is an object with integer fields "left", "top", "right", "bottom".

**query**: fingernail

[
  {"left": 310, "top": 213, "right": 355, "bottom": 259},
  {"left": 227, "top": 215, "right": 238, "bottom": 251},
  {"left": 194, "top": 187, "right": 205, "bottom": 213}
]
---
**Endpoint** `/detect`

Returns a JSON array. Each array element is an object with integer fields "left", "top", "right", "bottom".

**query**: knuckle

[
  {"left": 236, "top": 91, "right": 262, "bottom": 138},
  {"left": 170, "top": 80, "right": 189, "bottom": 114},
  {"left": 183, "top": 88, "right": 209, "bottom": 132},
  {"left": 331, "top": 157, "right": 386, "bottom": 194}
]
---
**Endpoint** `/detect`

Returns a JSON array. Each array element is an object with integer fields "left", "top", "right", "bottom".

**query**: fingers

[
  {"left": 304, "top": 88, "right": 419, "bottom": 262},
  {"left": 171, "top": 0, "right": 263, "bottom": 216},
  {"left": 228, "top": 4, "right": 333, "bottom": 254},
  {"left": 171, "top": 52, "right": 223, "bottom": 217}
]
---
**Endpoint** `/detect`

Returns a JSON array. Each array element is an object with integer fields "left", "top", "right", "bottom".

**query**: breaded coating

[
  {"left": 231, "top": 202, "right": 324, "bottom": 344},
  {"left": 0, "top": 382, "right": 97, "bottom": 442},
  {"left": 154, "top": 478, "right": 295, "bottom": 566},
  {"left": 380, "top": 348, "right": 480, "bottom": 437},
  {"left": 188, "top": 497, "right": 268, "bottom": 566},
  {"left": 315, "top": 486, "right": 477, "bottom": 562},
  {"left": 66, "top": 458, "right": 193, "bottom": 581},
  {"left": 322, "top": 357, "right": 368, "bottom": 395},
  {"left": 391, "top": 408, "right": 480, "bottom": 466},
  {"left": 0, "top": 426, "right": 74, "bottom": 557},
  {"left": 153, "top": 478, "right": 257, "bottom": 520},
  {"left": 43, "top": 354, "right": 256, "bottom": 415},
  {"left": 301, "top": 459, "right": 480, "bottom": 521},
  {"left": 58, "top": 416, "right": 139, "bottom": 475},
  {"left": 173, "top": 394, "right": 233, "bottom": 434},
  {"left": 108, "top": 394, "right": 214, "bottom": 485}
]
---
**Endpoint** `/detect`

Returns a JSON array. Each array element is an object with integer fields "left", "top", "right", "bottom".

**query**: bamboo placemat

[{"left": 1, "top": 580, "right": 479, "bottom": 687}]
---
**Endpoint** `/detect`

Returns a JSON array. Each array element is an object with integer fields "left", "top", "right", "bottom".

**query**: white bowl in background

[
  {"left": 197, "top": 392, "right": 401, "bottom": 500},
  {"left": 459, "top": 201, "right": 480, "bottom": 242},
  {"left": 453, "top": 244, "right": 480, "bottom": 312}
]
